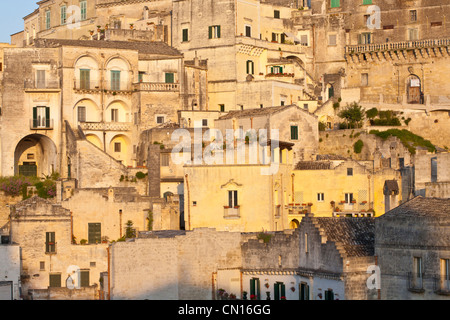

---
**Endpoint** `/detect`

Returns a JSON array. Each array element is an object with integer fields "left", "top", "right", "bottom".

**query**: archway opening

[{"left": 14, "top": 134, "right": 57, "bottom": 177}]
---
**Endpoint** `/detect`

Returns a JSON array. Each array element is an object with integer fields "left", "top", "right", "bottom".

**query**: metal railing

[
  {"left": 30, "top": 119, "right": 54, "bottom": 130},
  {"left": 346, "top": 38, "right": 450, "bottom": 54},
  {"left": 24, "top": 80, "right": 60, "bottom": 90}
]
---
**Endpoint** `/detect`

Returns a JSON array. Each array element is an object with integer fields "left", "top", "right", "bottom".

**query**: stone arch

[
  {"left": 109, "top": 134, "right": 131, "bottom": 166},
  {"left": 85, "top": 134, "right": 103, "bottom": 150},
  {"left": 74, "top": 54, "right": 101, "bottom": 89},
  {"left": 73, "top": 98, "right": 101, "bottom": 123},
  {"left": 105, "top": 56, "right": 132, "bottom": 90},
  {"left": 105, "top": 100, "right": 130, "bottom": 123},
  {"left": 14, "top": 134, "right": 57, "bottom": 177},
  {"left": 289, "top": 219, "right": 300, "bottom": 229}
]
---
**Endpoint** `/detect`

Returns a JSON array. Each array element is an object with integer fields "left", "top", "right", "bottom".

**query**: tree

[
  {"left": 338, "top": 102, "right": 365, "bottom": 128},
  {"left": 125, "top": 220, "right": 136, "bottom": 238},
  {"left": 366, "top": 107, "right": 378, "bottom": 119}
]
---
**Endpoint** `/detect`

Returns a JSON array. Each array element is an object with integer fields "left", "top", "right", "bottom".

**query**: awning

[
  {"left": 284, "top": 32, "right": 300, "bottom": 43},
  {"left": 384, "top": 180, "right": 399, "bottom": 195}
]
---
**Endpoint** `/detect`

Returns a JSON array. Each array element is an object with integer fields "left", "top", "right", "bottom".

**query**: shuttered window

[
  {"left": 36, "top": 70, "right": 46, "bottom": 88},
  {"left": 208, "top": 25, "right": 221, "bottom": 39},
  {"left": 80, "top": 1, "right": 87, "bottom": 20},
  {"left": 274, "top": 282, "right": 286, "bottom": 300},
  {"left": 33, "top": 106, "right": 50, "bottom": 128},
  {"left": 228, "top": 190, "right": 238, "bottom": 208},
  {"left": 45, "top": 232, "right": 56, "bottom": 253},
  {"left": 80, "top": 69, "right": 90, "bottom": 89},
  {"left": 290, "top": 125, "right": 299, "bottom": 140},
  {"left": 61, "top": 5, "right": 67, "bottom": 25},
  {"left": 77, "top": 106, "right": 86, "bottom": 122},
  {"left": 246, "top": 60, "right": 254, "bottom": 75},
  {"left": 80, "top": 270, "right": 90, "bottom": 287},
  {"left": 88, "top": 223, "right": 101, "bottom": 244},
  {"left": 363, "top": 0, "right": 372, "bottom": 4},
  {"left": 300, "top": 283, "right": 310, "bottom": 300},
  {"left": 249, "top": 278, "right": 260, "bottom": 300},
  {"left": 49, "top": 274, "right": 61, "bottom": 287},
  {"left": 324, "top": 289, "right": 334, "bottom": 300},
  {"left": 45, "top": 10, "right": 51, "bottom": 30},
  {"left": 111, "top": 70, "right": 121, "bottom": 90},
  {"left": 330, "top": 0, "right": 340, "bottom": 8},
  {"left": 182, "top": 28, "right": 189, "bottom": 42},
  {"left": 165, "top": 72, "right": 174, "bottom": 83}
]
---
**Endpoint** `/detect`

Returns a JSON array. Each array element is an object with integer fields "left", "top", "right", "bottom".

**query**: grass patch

[{"left": 369, "top": 129, "right": 436, "bottom": 154}]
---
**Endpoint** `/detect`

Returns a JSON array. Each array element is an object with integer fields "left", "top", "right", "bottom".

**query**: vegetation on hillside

[{"left": 369, "top": 129, "right": 436, "bottom": 154}]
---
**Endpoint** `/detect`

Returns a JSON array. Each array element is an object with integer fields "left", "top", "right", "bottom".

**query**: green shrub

[
  {"left": 353, "top": 139, "right": 364, "bottom": 154},
  {"left": 369, "top": 129, "right": 436, "bottom": 154},
  {"left": 135, "top": 171, "right": 146, "bottom": 179}
]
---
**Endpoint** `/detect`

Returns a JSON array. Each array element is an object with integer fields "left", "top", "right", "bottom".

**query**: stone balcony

[
  {"left": 332, "top": 201, "right": 374, "bottom": 217},
  {"left": 79, "top": 121, "right": 132, "bottom": 131},
  {"left": 346, "top": 38, "right": 450, "bottom": 54},
  {"left": 133, "top": 82, "right": 179, "bottom": 92}
]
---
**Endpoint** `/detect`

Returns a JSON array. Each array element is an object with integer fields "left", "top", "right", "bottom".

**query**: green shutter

[
  {"left": 208, "top": 26, "right": 212, "bottom": 39},
  {"left": 274, "top": 283, "right": 280, "bottom": 300},
  {"left": 279, "top": 66, "right": 283, "bottom": 74},
  {"left": 250, "top": 278, "right": 255, "bottom": 297},
  {"left": 88, "top": 223, "right": 101, "bottom": 244},
  {"left": 331, "top": 0, "right": 340, "bottom": 8},
  {"left": 281, "top": 283, "right": 286, "bottom": 299},
  {"left": 33, "top": 107, "right": 38, "bottom": 128},
  {"left": 256, "top": 278, "right": 260, "bottom": 300},
  {"left": 80, "top": 69, "right": 90, "bottom": 89},
  {"left": 45, "top": 107, "right": 50, "bottom": 128},
  {"left": 217, "top": 25, "right": 221, "bottom": 38},
  {"left": 363, "top": 0, "right": 372, "bottom": 4},
  {"left": 49, "top": 274, "right": 61, "bottom": 288},
  {"left": 182, "top": 29, "right": 188, "bottom": 42},
  {"left": 291, "top": 126, "right": 299, "bottom": 140},
  {"left": 111, "top": 71, "right": 120, "bottom": 90},
  {"left": 165, "top": 73, "right": 174, "bottom": 83},
  {"left": 80, "top": 271, "right": 90, "bottom": 287}
]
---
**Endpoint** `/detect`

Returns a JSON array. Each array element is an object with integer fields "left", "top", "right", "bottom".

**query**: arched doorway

[
  {"left": 406, "top": 74, "right": 422, "bottom": 104},
  {"left": 289, "top": 219, "right": 300, "bottom": 229},
  {"left": 14, "top": 134, "right": 57, "bottom": 177},
  {"left": 109, "top": 134, "right": 131, "bottom": 166}
]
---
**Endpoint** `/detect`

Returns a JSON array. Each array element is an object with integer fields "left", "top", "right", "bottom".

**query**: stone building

[
  {"left": 9, "top": 196, "right": 108, "bottom": 300},
  {"left": 375, "top": 196, "right": 450, "bottom": 300},
  {"left": 0, "top": 244, "right": 21, "bottom": 300},
  {"left": 292, "top": 157, "right": 401, "bottom": 219},
  {"left": 414, "top": 151, "right": 450, "bottom": 198}
]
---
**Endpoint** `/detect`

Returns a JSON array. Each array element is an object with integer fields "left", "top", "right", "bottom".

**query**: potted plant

[
  {"left": 242, "top": 291, "right": 248, "bottom": 300},
  {"left": 281, "top": 296, "right": 286, "bottom": 300},
  {"left": 130, "top": 23, "right": 134, "bottom": 29},
  {"left": 80, "top": 239, "right": 87, "bottom": 245},
  {"left": 97, "top": 25, "right": 101, "bottom": 32},
  {"left": 101, "top": 236, "right": 109, "bottom": 244}
]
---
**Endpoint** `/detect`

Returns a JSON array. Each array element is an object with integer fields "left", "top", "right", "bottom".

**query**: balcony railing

[
  {"left": 333, "top": 201, "right": 373, "bottom": 217},
  {"left": 73, "top": 79, "right": 132, "bottom": 92},
  {"left": 79, "top": 121, "right": 132, "bottom": 131},
  {"left": 408, "top": 272, "right": 425, "bottom": 293},
  {"left": 345, "top": 38, "right": 450, "bottom": 54},
  {"left": 24, "top": 80, "right": 60, "bottom": 90},
  {"left": 224, "top": 206, "right": 240, "bottom": 219},
  {"left": 133, "top": 82, "right": 180, "bottom": 92},
  {"left": 73, "top": 80, "right": 102, "bottom": 91},
  {"left": 434, "top": 275, "right": 450, "bottom": 295},
  {"left": 30, "top": 119, "right": 54, "bottom": 130},
  {"left": 286, "top": 203, "right": 312, "bottom": 215}
]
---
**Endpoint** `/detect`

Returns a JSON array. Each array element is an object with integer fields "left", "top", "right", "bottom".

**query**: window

[
  {"left": 271, "top": 66, "right": 283, "bottom": 74},
  {"left": 33, "top": 106, "right": 50, "bottom": 128},
  {"left": 228, "top": 190, "right": 238, "bottom": 208},
  {"left": 114, "top": 142, "right": 121, "bottom": 153},
  {"left": 271, "top": 32, "right": 278, "bottom": 42},
  {"left": 345, "top": 193, "right": 354, "bottom": 204},
  {"left": 274, "top": 10, "right": 280, "bottom": 19},
  {"left": 40, "top": 261, "right": 45, "bottom": 270},
  {"left": 165, "top": 72, "right": 174, "bottom": 83},
  {"left": 80, "top": 1, "right": 87, "bottom": 20},
  {"left": 138, "top": 71, "right": 145, "bottom": 83},
  {"left": 328, "top": 34, "right": 337, "bottom": 46},
  {"left": 347, "top": 168, "right": 353, "bottom": 176},
  {"left": 219, "top": 104, "right": 225, "bottom": 112},
  {"left": 49, "top": 274, "right": 61, "bottom": 288},
  {"left": 317, "top": 193, "right": 324, "bottom": 202},
  {"left": 111, "top": 108, "right": 119, "bottom": 122},
  {"left": 274, "top": 282, "right": 286, "bottom": 300},
  {"left": 304, "top": 233, "right": 308, "bottom": 253},
  {"left": 408, "top": 28, "right": 418, "bottom": 41},
  {"left": 324, "top": 289, "right": 334, "bottom": 300},
  {"left": 45, "top": 232, "right": 56, "bottom": 253},
  {"left": 111, "top": 70, "right": 121, "bottom": 90},
  {"left": 245, "top": 25, "right": 251, "bottom": 37},
  {"left": 414, "top": 257, "right": 423, "bottom": 279},
  {"left": 361, "top": 73, "right": 369, "bottom": 86},
  {"left": 182, "top": 28, "right": 189, "bottom": 42},
  {"left": 431, "top": 157, "right": 438, "bottom": 183},
  {"left": 77, "top": 106, "right": 86, "bottom": 123},
  {"left": 208, "top": 25, "right": 221, "bottom": 39},
  {"left": 410, "top": 10, "right": 417, "bottom": 22},
  {"left": 300, "top": 35, "right": 308, "bottom": 46},
  {"left": 330, "top": 0, "right": 340, "bottom": 8},
  {"left": 202, "top": 119, "right": 208, "bottom": 127},
  {"left": 80, "top": 69, "right": 90, "bottom": 89},
  {"left": 358, "top": 32, "right": 373, "bottom": 44},
  {"left": 45, "top": 10, "right": 51, "bottom": 30},
  {"left": 88, "top": 223, "right": 101, "bottom": 244},
  {"left": 80, "top": 270, "right": 90, "bottom": 287},
  {"left": 61, "top": 5, "right": 67, "bottom": 25},
  {"left": 363, "top": 0, "right": 372, "bottom": 4},
  {"left": 161, "top": 154, "right": 170, "bottom": 167},
  {"left": 300, "top": 283, "right": 310, "bottom": 300},
  {"left": 246, "top": 60, "right": 254, "bottom": 75},
  {"left": 156, "top": 116, "right": 165, "bottom": 124},
  {"left": 290, "top": 125, "right": 299, "bottom": 140},
  {"left": 249, "top": 278, "right": 260, "bottom": 300},
  {"left": 36, "top": 70, "right": 46, "bottom": 88}
]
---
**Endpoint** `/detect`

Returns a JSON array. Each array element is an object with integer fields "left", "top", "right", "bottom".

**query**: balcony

[
  {"left": 434, "top": 275, "right": 450, "bottom": 296},
  {"left": 73, "top": 79, "right": 133, "bottom": 93},
  {"left": 30, "top": 119, "right": 54, "bottom": 130},
  {"left": 224, "top": 206, "right": 240, "bottom": 219},
  {"left": 332, "top": 201, "right": 374, "bottom": 217},
  {"left": 73, "top": 80, "right": 102, "bottom": 92},
  {"left": 286, "top": 203, "right": 312, "bottom": 215},
  {"left": 408, "top": 272, "right": 425, "bottom": 293},
  {"left": 79, "top": 121, "right": 132, "bottom": 132},
  {"left": 24, "top": 80, "right": 60, "bottom": 92},
  {"left": 345, "top": 38, "right": 450, "bottom": 55},
  {"left": 133, "top": 82, "right": 180, "bottom": 92}
]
